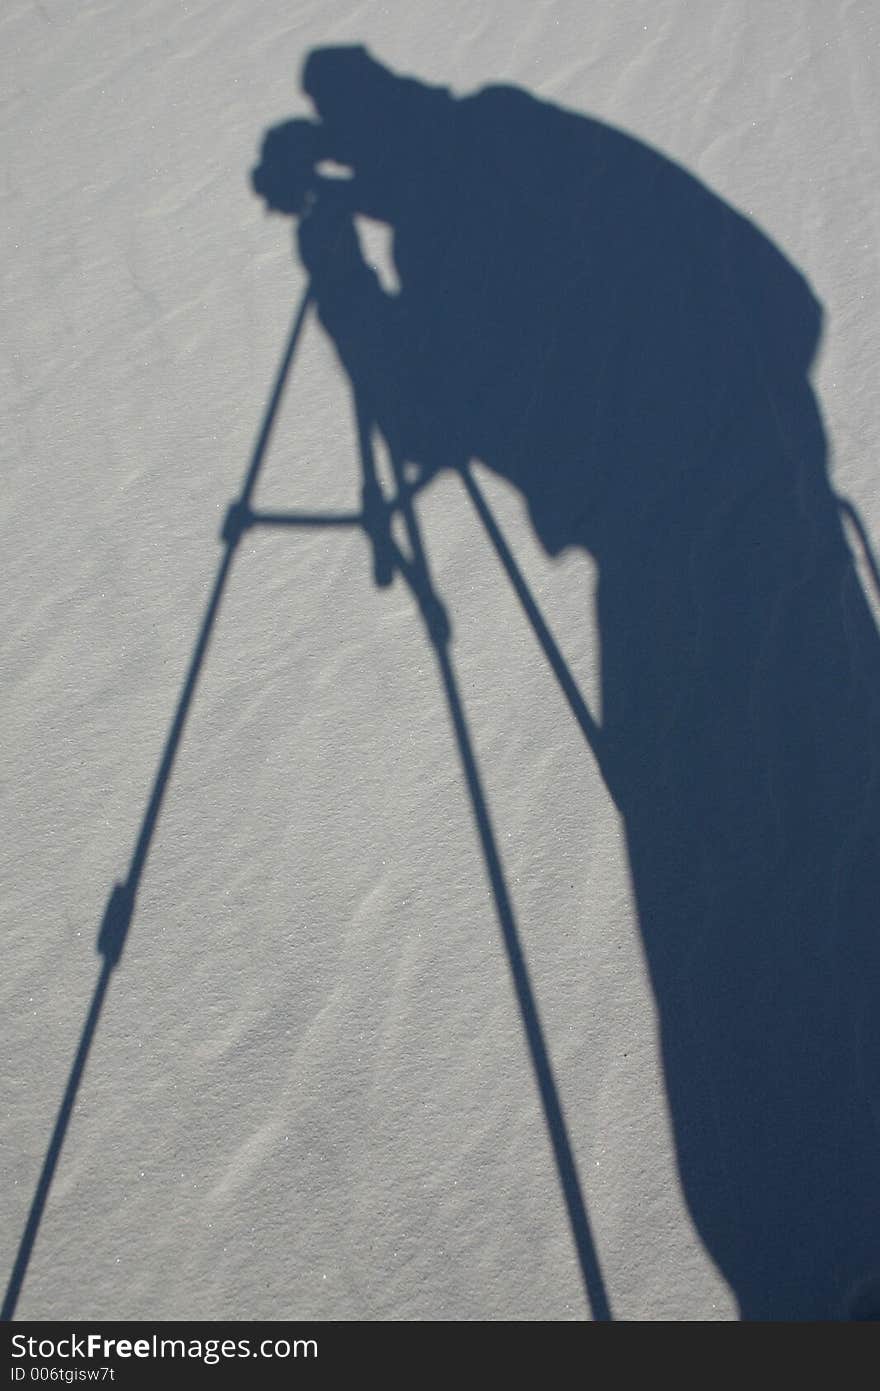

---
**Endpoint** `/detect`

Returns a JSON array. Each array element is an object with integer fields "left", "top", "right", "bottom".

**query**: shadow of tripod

[{"left": 3, "top": 288, "right": 612, "bottom": 1322}]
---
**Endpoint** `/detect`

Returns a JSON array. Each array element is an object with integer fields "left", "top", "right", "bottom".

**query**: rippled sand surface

[{"left": 3, "top": 1, "right": 879, "bottom": 1320}]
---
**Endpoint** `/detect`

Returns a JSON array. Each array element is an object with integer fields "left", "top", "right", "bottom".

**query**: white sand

[{"left": 3, "top": 2, "right": 879, "bottom": 1320}]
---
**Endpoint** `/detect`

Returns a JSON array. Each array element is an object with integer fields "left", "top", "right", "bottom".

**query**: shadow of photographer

[{"left": 254, "top": 46, "right": 880, "bottom": 1320}]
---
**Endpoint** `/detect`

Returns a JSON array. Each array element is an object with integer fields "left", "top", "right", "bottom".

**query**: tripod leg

[
  {"left": 458, "top": 465, "right": 609, "bottom": 783},
  {"left": 386, "top": 449, "right": 612, "bottom": 1321},
  {"left": 354, "top": 392, "right": 395, "bottom": 587},
  {"left": 2, "top": 290, "right": 312, "bottom": 1321}
]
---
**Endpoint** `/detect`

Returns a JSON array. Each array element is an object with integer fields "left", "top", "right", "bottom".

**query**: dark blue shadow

[{"left": 253, "top": 47, "right": 880, "bottom": 1321}]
